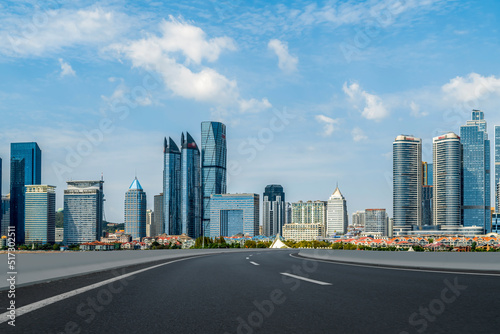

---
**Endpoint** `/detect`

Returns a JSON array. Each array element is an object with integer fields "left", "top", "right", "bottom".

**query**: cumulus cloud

[
  {"left": 351, "top": 127, "right": 368, "bottom": 142},
  {"left": 268, "top": 39, "right": 298, "bottom": 73},
  {"left": 111, "top": 17, "right": 270, "bottom": 113},
  {"left": 315, "top": 114, "right": 339, "bottom": 136},
  {"left": 0, "top": 7, "right": 129, "bottom": 57},
  {"left": 58, "top": 58, "right": 76, "bottom": 77},
  {"left": 343, "top": 82, "right": 389, "bottom": 121},
  {"left": 409, "top": 101, "right": 428, "bottom": 117},
  {"left": 442, "top": 73, "right": 500, "bottom": 103}
]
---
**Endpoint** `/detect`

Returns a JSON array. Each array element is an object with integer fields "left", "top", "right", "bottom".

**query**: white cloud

[
  {"left": 409, "top": 101, "right": 428, "bottom": 118},
  {"left": 442, "top": 73, "right": 500, "bottom": 103},
  {"left": 343, "top": 82, "right": 389, "bottom": 121},
  {"left": 58, "top": 58, "right": 76, "bottom": 77},
  {"left": 111, "top": 17, "right": 270, "bottom": 114},
  {"left": 268, "top": 39, "right": 298, "bottom": 73},
  {"left": 351, "top": 127, "right": 367, "bottom": 142},
  {"left": 315, "top": 114, "right": 339, "bottom": 136},
  {"left": 0, "top": 7, "right": 129, "bottom": 57}
]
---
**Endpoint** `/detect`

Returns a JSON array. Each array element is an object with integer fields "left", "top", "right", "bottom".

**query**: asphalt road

[{"left": 1, "top": 250, "right": 499, "bottom": 334}]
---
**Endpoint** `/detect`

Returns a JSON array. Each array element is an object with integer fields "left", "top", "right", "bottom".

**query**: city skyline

[{"left": 1, "top": 1, "right": 500, "bottom": 223}]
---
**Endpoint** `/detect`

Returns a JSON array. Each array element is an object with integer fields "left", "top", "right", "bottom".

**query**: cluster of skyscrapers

[{"left": 393, "top": 110, "right": 497, "bottom": 236}]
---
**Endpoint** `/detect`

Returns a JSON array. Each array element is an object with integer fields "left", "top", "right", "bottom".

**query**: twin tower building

[
  {"left": 125, "top": 121, "right": 227, "bottom": 240},
  {"left": 393, "top": 110, "right": 492, "bottom": 235}
]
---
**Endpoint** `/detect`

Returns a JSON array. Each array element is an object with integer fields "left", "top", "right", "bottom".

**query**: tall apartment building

[
  {"left": 291, "top": 201, "right": 327, "bottom": 225},
  {"left": 262, "top": 185, "right": 285, "bottom": 236},
  {"left": 64, "top": 180, "right": 104, "bottom": 244},
  {"left": 364, "top": 209, "right": 388, "bottom": 236},
  {"left": 352, "top": 211, "right": 365, "bottom": 227},
  {"left": 326, "top": 186, "right": 348, "bottom": 236},
  {"left": 24, "top": 185, "right": 56, "bottom": 244}
]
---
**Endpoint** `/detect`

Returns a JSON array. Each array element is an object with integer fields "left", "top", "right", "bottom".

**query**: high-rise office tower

[
  {"left": 10, "top": 142, "right": 42, "bottom": 244},
  {"left": 422, "top": 162, "right": 433, "bottom": 226},
  {"left": 393, "top": 135, "right": 422, "bottom": 230},
  {"left": 64, "top": 180, "right": 104, "bottom": 244},
  {"left": 495, "top": 126, "right": 500, "bottom": 213},
  {"left": 1, "top": 195, "right": 10, "bottom": 237},
  {"left": 460, "top": 110, "right": 490, "bottom": 232},
  {"left": 0, "top": 157, "right": 2, "bottom": 235},
  {"left": 24, "top": 185, "right": 56, "bottom": 244},
  {"left": 433, "top": 133, "right": 461, "bottom": 226},
  {"left": 364, "top": 209, "right": 388, "bottom": 236},
  {"left": 153, "top": 193, "right": 164, "bottom": 237},
  {"left": 163, "top": 137, "right": 182, "bottom": 235},
  {"left": 262, "top": 185, "right": 285, "bottom": 236},
  {"left": 209, "top": 194, "right": 259, "bottom": 237},
  {"left": 326, "top": 186, "right": 348, "bottom": 236},
  {"left": 201, "top": 121, "right": 227, "bottom": 236},
  {"left": 124, "top": 177, "right": 147, "bottom": 241},
  {"left": 181, "top": 132, "right": 202, "bottom": 238}
]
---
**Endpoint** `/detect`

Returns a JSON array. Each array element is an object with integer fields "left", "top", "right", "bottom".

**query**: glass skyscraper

[
  {"left": 326, "top": 186, "right": 348, "bottom": 236},
  {"left": 393, "top": 135, "right": 422, "bottom": 230},
  {"left": 262, "top": 185, "right": 285, "bottom": 236},
  {"left": 433, "top": 133, "right": 461, "bottom": 226},
  {"left": 64, "top": 180, "right": 104, "bottom": 244},
  {"left": 209, "top": 194, "right": 259, "bottom": 237},
  {"left": 460, "top": 110, "right": 490, "bottom": 232},
  {"left": 10, "top": 142, "right": 42, "bottom": 244},
  {"left": 24, "top": 185, "right": 56, "bottom": 244},
  {"left": 181, "top": 132, "right": 202, "bottom": 238},
  {"left": 495, "top": 125, "right": 500, "bottom": 213},
  {"left": 153, "top": 193, "right": 164, "bottom": 237},
  {"left": 124, "top": 177, "right": 147, "bottom": 241},
  {"left": 201, "top": 122, "right": 227, "bottom": 236},
  {"left": 163, "top": 137, "right": 182, "bottom": 235}
]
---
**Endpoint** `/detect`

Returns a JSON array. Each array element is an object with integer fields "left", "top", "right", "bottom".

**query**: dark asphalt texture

[{"left": 1, "top": 250, "right": 499, "bottom": 334}]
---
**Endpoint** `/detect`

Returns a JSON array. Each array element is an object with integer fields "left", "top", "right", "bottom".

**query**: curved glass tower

[
  {"left": 181, "top": 132, "right": 201, "bottom": 238},
  {"left": 163, "top": 137, "right": 181, "bottom": 235},
  {"left": 124, "top": 177, "right": 147, "bottom": 241},
  {"left": 201, "top": 122, "right": 227, "bottom": 236},
  {"left": 433, "top": 133, "right": 461, "bottom": 226},
  {"left": 393, "top": 135, "right": 422, "bottom": 230}
]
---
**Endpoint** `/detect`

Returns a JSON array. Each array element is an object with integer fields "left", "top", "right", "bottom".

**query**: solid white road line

[
  {"left": 250, "top": 261, "right": 260, "bottom": 266},
  {"left": 289, "top": 253, "right": 500, "bottom": 277},
  {"left": 280, "top": 273, "right": 332, "bottom": 286},
  {"left": 0, "top": 255, "right": 208, "bottom": 325}
]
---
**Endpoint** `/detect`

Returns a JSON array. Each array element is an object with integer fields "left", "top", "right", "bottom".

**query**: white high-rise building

[{"left": 326, "top": 186, "right": 348, "bottom": 236}]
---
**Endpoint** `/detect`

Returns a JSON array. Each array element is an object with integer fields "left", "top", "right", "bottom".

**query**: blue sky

[{"left": 1, "top": 0, "right": 500, "bottom": 223}]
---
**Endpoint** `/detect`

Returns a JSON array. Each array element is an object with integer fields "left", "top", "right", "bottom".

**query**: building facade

[
  {"left": 64, "top": 180, "right": 104, "bottom": 244},
  {"left": 201, "top": 121, "right": 227, "bottom": 236},
  {"left": 10, "top": 142, "right": 42, "bottom": 243},
  {"left": 460, "top": 110, "right": 490, "bottom": 232},
  {"left": 209, "top": 194, "right": 259, "bottom": 237},
  {"left": 153, "top": 193, "right": 164, "bottom": 237},
  {"left": 124, "top": 177, "right": 147, "bottom": 241},
  {"left": 364, "top": 209, "right": 388, "bottom": 236},
  {"left": 292, "top": 201, "right": 327, "bottom": 225},
  {"left": 1, "top": 195, "right": 10, "bottom": 237},
  {"left": 433, "top": 133, "right": 461, "bottom": 226},
  {"left": 24, "top": 185, "right": 55, "bottom": 244},
  {"left": 495, "top": 125, "right": 500, "bottom": 213},
  {"left": 181, "top": 132, "right": 202, "bottom": 238},
  {"left": 393, "top": 135, "right": 422, "bottom": 230},
  {"left": 352, "top": 211, "right": 365, "bottom": 228},
  {"left": 146, "top": 209, "right": 153, "bottom": 237},
  {"left": 163, "top": 137, "right": 182, "bottom": 235},
  {"left": 326, "top": 186, "right": 348, "bottom": 236},
  {"left": 282, "top": 223, "right": 324, "bottom": 241},
  {"left": 262, "top": 185, "right": 285, "bottom": 236}
]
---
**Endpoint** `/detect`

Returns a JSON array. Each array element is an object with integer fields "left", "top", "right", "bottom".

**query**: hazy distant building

[
  {"left": 262, "top": 185, "right": 285, "bottom": 236},
  {"left": 393, "top": 135, "right": 422, "bottom": 230},
  {"left": 292, "top": 201, "right": 327, "bottom": 225},
  {"left": 163, "top": 137, "right": 182, "bottom": 235},
  {"left": 153, "top": 193, "right": 164, "bottom": 238},
  {"left": 24, "top": 185, "right": 56, "bottom": 244},
  {"left": 64, "top": 180, "right": 104, "bottom": 244},
  {"left": 10, "top": 142, "right": 42, "bottom": 244},
  {"left": 201, "top": 122, "right": 227, "bottom": 236},
  {"left": 146, "top": 209, "right": 154, "bottom": 238},
  {"left": 461, "top": 110, "right": 490, "bottom": 232},
  {"left": 284, "top": 202, "right": 292, "bottom": 225},
  {"left": 352, "top": 211, "right": 365, "bottom": 227},
  {"left": 1, "top": 195, "right": 10, "bottom": 237},
  {"left": 433, "top": 133, "right": 461, "bottom": 226},
  {"left": 326, "top": 186, "right": 348, "bottom": 236},
  {"left": 181, "top": 132, "right": 202, "bottom": 238},
  {"left": 364, "top": 209, "right": 388, "bottom": 236},
  {"left": 124, "top": 177, "right": 147, "bottom": 241},
  {"left": 282, "top": 223, "right": 324, "bottom": 241},
  {"left": 209, "top": 194, "right": 259, "bottom": 237}
]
